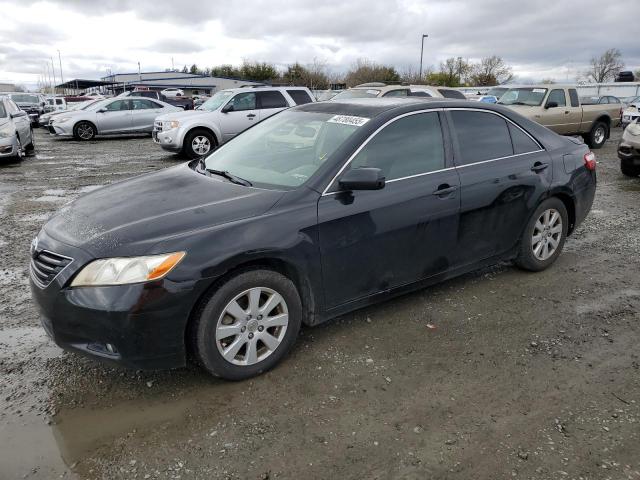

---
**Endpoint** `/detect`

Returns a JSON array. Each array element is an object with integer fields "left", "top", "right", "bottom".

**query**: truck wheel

[
  {"left": 620, "top": 162, "right": 640, "bottom": 177},
  {"left": 586, "top": 121, "right": 607, "bottom": 149},
  {"left": 184, "top": 129, "right": 217, "bottom": 159}
]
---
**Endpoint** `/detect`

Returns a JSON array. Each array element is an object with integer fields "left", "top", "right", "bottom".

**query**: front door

[
  {"left": 542, "top": 89, "right": 572, "bottom": 134},
  {"left": 95, "top": 99, "right": 132, "bottom": 133},
  {"left": 317, "top": 111, "right": 460, "bottom": 310},
  {"left": 447, "top": 109, "right": 552, "bottom": 267},
  {"left": 220, "top": 92, "right": 259, "bottom": 142}
]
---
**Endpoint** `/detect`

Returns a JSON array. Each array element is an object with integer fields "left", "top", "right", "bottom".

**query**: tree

[
  {"left": 181, "top": 65, "right": 188, "bottom": 73},
  {"left": 585, "top": 48, "right": 624, "bottom": 83},
  {"left": 344, "top": 58, "right": 400, "bottom": 87},
  {"left": 189, "top": 64, "right": 200, "bottom": 75},
  {"left": 13, "top": 84, "right": 26, "bottom": 92},
  {"left": 540, "top": 78, "right": 556, "bottom": 84},
  {"left": 469, "top": 56, "right": 513, "bottom": 86},
  {"left": 439, "top": 57, "right": 471, "bottom": 86},
  {"left": 211, "top": 64, "right": 241, "bottom": 78},
  {"left": 240, "top": 60, "right": 278, "bottom": 81},
  {"left": 635, "top": 69, "right": 640, "bottom": 81}
]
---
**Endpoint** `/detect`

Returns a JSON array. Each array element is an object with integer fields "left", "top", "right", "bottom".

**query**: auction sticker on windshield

[
  {"left": 327, "top": 115, "right": 370, "bottom": 127},
  {"left": 532, "top": 88, "right": 546, "bottom": 93}
]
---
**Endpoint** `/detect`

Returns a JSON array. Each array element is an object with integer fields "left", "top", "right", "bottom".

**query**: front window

[
  {"left": 332, "top": 89, "right": 381, "bottom": 100},
  {"left": 199, "top": 91, "right": 235, "bottom": 111},
  {"left": 10, "top": 94, "right": 39, "bottom": 104},
  {"left": 498, "top": 88, "right": 548, "bottom": 106},
  {"left": 203, "top": 111, "right": 364, "bottom": 189},
  {"left": 104, "top": 100, "right": 130, "bottom": 111}
]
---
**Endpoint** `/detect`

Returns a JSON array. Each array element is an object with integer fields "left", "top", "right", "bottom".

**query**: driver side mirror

[
  {"left": 338, "top": 168, "right": 385, "bottom": 191},
  {"left": 10, "top": 111, "right": 27, "bottom": 119},
  {"left": 97, "top": 108, "right": 106, "bottom": 113},
  {"left": 221, "top": 104, "right": 234, "bottom": 113},
  {"left": 545, "top": 101, "right": 558, "bottom": 109}
]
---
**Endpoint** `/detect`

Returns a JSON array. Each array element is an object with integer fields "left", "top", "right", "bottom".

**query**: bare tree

[
  {"left": 13, "top": 84, "right": 27, "bottom": 92},
  {"left": 585, "top": 48, "right": 624, "bottom": 83},
  {"left": 344, "top": 58, "right": 400, "bottom": 87},
  {"left": 469, "top": 56, "right": 514, "bottom": 86},
  {"left": 439, "top": 57, "right": 471, "bottom": 86},
  {"left": 398, "top": 64, "right": 433, "bottom": 84}
]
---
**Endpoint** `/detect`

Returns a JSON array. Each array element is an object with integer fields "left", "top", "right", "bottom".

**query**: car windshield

[
  {"left": 0, "top": 102, "right": 6, "bottom": 118},
  {"left": 498, "top": 88, "right": 548, "bottom": 106},
  {"left": 486, "top": 87, "right": 508, "bottom": 98},
  {"left": 199, "top": 91, "right": 235, "bottom": 111},
  {"left": 10, "top": 94, "right": 39, "bottom": 104},
  {"left": 203, "top": 110, "right": 365, "bottom": 189},
  {"left": 332, "top": 89, "right": 381, "bottom": 100}
]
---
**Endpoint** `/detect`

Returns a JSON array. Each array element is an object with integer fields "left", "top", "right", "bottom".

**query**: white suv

[{"left": 153, "top": 86, "right": 315, "bottom": 158}]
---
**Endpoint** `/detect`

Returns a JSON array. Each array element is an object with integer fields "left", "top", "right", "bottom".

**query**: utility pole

[
  {"left": 419, "top": 34, "right": 428, "bottom": 81},
  {"left": 138, "top": 62, "right": 142, "bottom": 82},
  {"left": 58, "top": 50, "right": 64, "bottom": 88},
  {"left": 51, "top": 57, "right": 57, "bottom": 95}
]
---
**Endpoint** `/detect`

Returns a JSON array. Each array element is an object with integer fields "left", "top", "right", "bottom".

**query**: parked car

[
  {"left": 0, "top": 92, "right": 46, "bottom": 125},
  {"left": 498, "top": 85, "right": 621, "bottom": 148},
  {"left": 618, "top": 119, "right": 640, "bottom": 177},
  {"left": 579, "top": 95, "right": 622, "bottom": 105},
  {"left": 621, "top": 98, "right": 640, "bottom": 129},
  {"left": 120, "top": 89, "right": 194, "bottom": 110},
  {"left": 45, "top": 96, "right": 67, "bottom": 113},
  {"left": 38, "top": 99, "right": 101, "bottom": 127},
  {"left": 30, "top": 98, "right": 596, "bottom": 380},
  {"left": 331, "top": 83, "right": 467, "bottom": 100},
  {"left": 0, "top": 95, "right": 35, "bottom": 161},
  {"left": 409, "top": 85, "right": 467, "bottom": 99},
  {"left": 615, "top": 71, "right": 635, "bottom": 82},
  {"left": 47, "top": 97, "right": 182, "bottom": 140},
  {"left": 153, "top": 86, "right": 315, "bottom": 158},
  {"left": 161, "top": 88, "right": 184, "bottom": 98}
]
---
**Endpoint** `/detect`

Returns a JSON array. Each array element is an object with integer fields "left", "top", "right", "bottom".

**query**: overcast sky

[{"left": 1, "top": 0, "right": 639, "bottom": 89}]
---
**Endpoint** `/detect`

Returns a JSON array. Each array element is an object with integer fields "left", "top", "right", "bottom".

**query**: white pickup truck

[{"left": 153, "top": 86, "right": 315, "bottom": 158}]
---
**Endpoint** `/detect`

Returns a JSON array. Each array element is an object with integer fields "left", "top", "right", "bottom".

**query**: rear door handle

[
  {"left": 531, "top": 162, "right": 549, "bottom": 172},
  {"left": 247, "top": 114, "right": 256, "bottom": 119},
  {"left": 432, "top": 184, "right": 458, "bottom": 197}
]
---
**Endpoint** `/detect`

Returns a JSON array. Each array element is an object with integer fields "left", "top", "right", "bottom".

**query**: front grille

[
  {"left": 30, "top": 250, "right": 73, "bottom": 288},
  {"left": 154, "top": 120, "right": 163, "bottom": 132}
]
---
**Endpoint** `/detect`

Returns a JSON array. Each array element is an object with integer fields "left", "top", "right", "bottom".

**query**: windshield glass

[
  {"left": 498, "top": 88, "right": 547, "bottom": 106},
  {"left": 203, "top": 111, "right": 365, "bottom": 189},
  {"left": 486, "top": 87, "right": 508, "bottom": 98},
  {"left": 199, "top": 91, "right": 235, "bottom": 111},
  {"left": 332, "top": 89, "right": 380, "bottom": 100},
  {"left": 0, "top": 102, "right": 6, "bottom": 118},
  {"left": 10, "top": 94, "right": 39, "bottom": 104}
]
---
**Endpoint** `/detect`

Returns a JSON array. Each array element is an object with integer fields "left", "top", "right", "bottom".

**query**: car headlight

[
  {"left": 55, "top": 116, "right": 72, "bottom": 123},
  {"left": 628, "top": 121, "right": 640, "bottom": 136},
  {"left": 0, "top": 123, "right": 13, "bottom": 138},
  {"left": 70, "top": 252, "right": 185, "bottom": 287},
  {"left": 162, "top": 120, "right": 180, "bottom": 130}
]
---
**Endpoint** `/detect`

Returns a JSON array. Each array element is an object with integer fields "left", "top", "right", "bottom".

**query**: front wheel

[
  {"left": 586, "top": 121, "right": 607, "bottom": 149},
  {"left": 515, "top": 198, "right": 569, "bottom": 272},
  {"left": 183, "top": 128, "right": 216, "bottom": 159},
  {"left": 25, "top": 129, "right": 35, "bottom": 154},
  {"left": 621, "top": 162, "right": 640, "bottom": 177},
  {"left": 73, "top": 121, "right": 96, "bottom": 141},
  {"left": 191, "top": 269, "right": 302, "bottom": 380}
]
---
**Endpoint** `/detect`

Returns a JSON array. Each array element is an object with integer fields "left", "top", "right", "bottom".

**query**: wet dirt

[{"left": 0, "top": 129, "right": 639, "bottom": 480}]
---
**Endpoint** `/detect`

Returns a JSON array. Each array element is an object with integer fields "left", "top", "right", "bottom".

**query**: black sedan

[{"left": 30, "top": 99, "right": 596, "bottom": 380}]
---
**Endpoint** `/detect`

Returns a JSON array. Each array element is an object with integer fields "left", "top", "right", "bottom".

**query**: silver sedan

[
  {"left": 48, "top": 97, "right": 182, "bottom": 140},
  {"left": 0, "top": 95, "right": 34, "bottom": 161}
]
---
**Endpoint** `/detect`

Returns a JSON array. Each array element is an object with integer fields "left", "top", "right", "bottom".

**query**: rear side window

[
  {"left": 349, "top": 112, "right": 445, "bottom": 181},
  {"left": 286, "top": 90, "right": 313, "bottom": 105},
  {"left": 382, "top": 89, "right": 409, "bottom": 97},
  {"left": 56, "top": 99, "right": 64, "bottom": 105},
  {"left": 409, "top": 90, "right": 432, "bottom": 97},
  {"left": 508, "top": 122, "right": 540, "bottom": 154},
  {"left": 568, "top": 89, "right": 579, "bottom": 107},
  {"left": 547, "top": 89, "right": 566, "bottom": 107},
  {"left": 438, "top": 89, "right": 466, "bottom": 99},
  {"left": 258, "top": 91, "right": 288, "bottom": 109},
  {"left": 450, "top": 110, "right": 513, "bottom": 165}
]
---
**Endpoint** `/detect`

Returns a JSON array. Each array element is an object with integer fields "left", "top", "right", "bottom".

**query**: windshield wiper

[
  {"left": 194, "top": 158, "right": 252, "bottom": 186},
  {"left": 501, "top": 101, "right": 528, "bottom": 106}
]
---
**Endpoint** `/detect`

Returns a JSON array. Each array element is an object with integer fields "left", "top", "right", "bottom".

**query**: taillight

[{"left": 584, "top": 151, "right": 596, "bottom": 171}]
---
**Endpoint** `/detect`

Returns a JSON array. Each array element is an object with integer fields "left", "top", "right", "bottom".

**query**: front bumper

[
  {"left": 48, "top": 122, "right": 73, "bottom": 137},
  {"left": 618, "top": 141, "right": 640, "bottom": 165},
  {"left": 29, "top": 231, "right": 202, "bottom": 370},
  {"left": 0, "top": 135, "right": 20, "bottom": 158},
  {"left": 153, "top": 125, "right": 182, "bottom": 152},
  {"left": 622, "top": 114, "right": 640, "bottom": 129}
]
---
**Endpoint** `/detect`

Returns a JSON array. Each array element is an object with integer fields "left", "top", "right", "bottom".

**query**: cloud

[{"left": 146, "top": 38, "right": 205, "bottom": 54}]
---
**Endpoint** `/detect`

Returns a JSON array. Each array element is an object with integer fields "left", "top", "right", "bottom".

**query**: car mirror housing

[
  {"left": 338, "top": 168, "right": 386, "bottom": 191},
  {"left": 545, "top": 101, "right": 558, "bottom": 109},
  {"left": 221, "top": 104, "right": 234, "bottom": 113}
]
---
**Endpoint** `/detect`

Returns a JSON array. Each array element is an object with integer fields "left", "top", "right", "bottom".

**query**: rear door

[
  {"left": 220, "top": 92, "right": 259, "bottom": 141},
  {"left": 95, "top": 99, "right": 132, "bottom": 133},
  {"left": 130, "top": 99, "right": 165, "bottom": 132},
  {"left": 317, "top": 111, "right": 460, "bottom": 309},
  {"left": 257, "top": 91, "right": 290, "bottom": 121},
  {"left": 7, "top": 100, "right": 30, "bottom": 141},
  {"left": 446, "top": 108, "right": 551, "bottom": 267}
]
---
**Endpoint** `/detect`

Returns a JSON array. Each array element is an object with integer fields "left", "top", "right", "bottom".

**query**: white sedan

[{"left": 161, "top": 88, "right": 184, "bottom": 98}]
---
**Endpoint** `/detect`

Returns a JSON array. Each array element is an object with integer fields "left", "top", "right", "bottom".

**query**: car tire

[
  {"left": 183, "top": 128, "right": 217, "bottom": 159},
  {"left": 515, "top": 198, "right": 569, "bottom": 272},
  {"left": 25, "top": 129, "right": 35, "bottom": 154},
  {"left": 621, "top": 162, "right": 640, "bottom": 177},
  {"left": 191, "top": 269, "right": 302, "bottom": 380},
  {"left": 13, "top": 136, "right": 24, "bottom": 161},
  {"left": 586, "top": 121, "right": 607, "bottom": 149},
  {"left": 73, "top": 121, "right": 96, "bottom": 141}
]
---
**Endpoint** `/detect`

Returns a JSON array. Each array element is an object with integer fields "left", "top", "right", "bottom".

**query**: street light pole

[
  {"left": 58, "top": 50, "right": 64, "bottom": 89},
  {"left": 51, "top": 57, "right": 57, "bottom": 95},
  {"left": 419, "top": 34, "right": 428, "bottom": 81}
]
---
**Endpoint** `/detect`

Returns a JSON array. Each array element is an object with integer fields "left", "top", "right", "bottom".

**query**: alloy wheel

[
  {"left": 77, "top": 123, "right": 94, "bottom": 140},
  {"left": 531, "top": 208, "right": 562, "bottom": 261},
  {"left": 594, "top": 126, "right": 605, "bottom": 145},
  {"left": 192, "top": 136, "right": 211, "bottom": 155},
  {"left": 215, "top": 287, "right": 289, "bottom": 366}
]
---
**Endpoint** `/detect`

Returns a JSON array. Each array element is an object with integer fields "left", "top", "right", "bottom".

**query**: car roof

[
  {"left": 222, "top": 86, "right": 310, "bottom": 94},
  {"left": 294, "top": 97, "right": 453, "bottom": 117}
]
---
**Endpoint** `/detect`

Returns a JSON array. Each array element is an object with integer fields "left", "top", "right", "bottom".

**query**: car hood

[
  {"left": 155, "top": 109, "right": 216, "bottom": 122},
  {"left": 43, "top": 163, "right": 285, "bottom": 257}
]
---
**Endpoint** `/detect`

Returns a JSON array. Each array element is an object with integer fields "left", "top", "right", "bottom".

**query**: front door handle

[
  {"left": 564, "top": 110, "right": 570, "bottom": 114},
  {"left": 531, "top": 162, "right": 549, "bottom": 173},
  {"left": 247, "top": 113, "right": 256, "bottom": 119},
  {"left": 432, "top": 184, "right": 458, "bottom": 197}
]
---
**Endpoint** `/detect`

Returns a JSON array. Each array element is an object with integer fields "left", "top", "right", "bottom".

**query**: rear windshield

[
  {"left": 438, "top": 89, "right": 466, "bottom": 99},
  {"left": 498, "top": 88, "right": 548, "bottom": 106},
  {"left": 10, "top": 94, "right": 39, "bottom": 104},
  {"left": 332, "top": 89, "right": 380, "bottom": 100}
]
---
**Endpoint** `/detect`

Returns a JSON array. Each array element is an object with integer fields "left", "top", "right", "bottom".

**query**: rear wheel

[
  {"left": 586, "top": 121, "right": 607, "bottom": 149},
  {"left": 73, "top": 121, "right": 96, "bottom": 141},
  {"left": 192, "top": 270, "right": 302, "bottom": 380},
  {"left": 515, "top": 198, "right": 568, "bottom": 272},
  {"left": 183, "top": 128, "right": 216, "bottom": 159},
  {"left": 621, "top": 162, "right": 640, "bottom": 177}
]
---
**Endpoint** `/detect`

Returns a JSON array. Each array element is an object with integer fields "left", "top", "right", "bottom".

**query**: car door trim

[{"left": 322, "top": 108, "right": 445, "bottom": 196}]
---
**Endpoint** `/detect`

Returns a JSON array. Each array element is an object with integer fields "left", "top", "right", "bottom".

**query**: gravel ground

[{"left": 0, "top": 128, "right": 639, "bottom": 480}]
